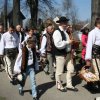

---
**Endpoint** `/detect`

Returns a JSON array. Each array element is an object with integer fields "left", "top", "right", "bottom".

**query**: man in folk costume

[
  {"left": 85, "top": 18, "right": 100, "bottom": 88},
  {"left": 0, "top": 25, "right": 19, "bottom": 81},
  {"left": 65, "top": 24, "right": 79, "bottom": 91},
  {"left": 0, "top": 24, "right": 4, "bottom": 40},
  {"left": 40, "top": 24, "right": 55, "bottom": 80},
  {"left": 16, "top": 25, "right": 25, "bottom": 43},
  {"left": 0, "top": 24, "right": 4, "bottom": 70},
  {"left": 66, "top": 25, "right": 78, "bottom": 64},
  {"left": 53, "top": 16, "right": 78, "bottom": 92},
  {"left": 14, "top": 37, "right": 39, "bottom": 100}
]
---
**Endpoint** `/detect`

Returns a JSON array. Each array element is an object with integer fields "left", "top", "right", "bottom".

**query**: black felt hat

[{"left": 56, "top": 16, "right": 69, "bottom": 23}]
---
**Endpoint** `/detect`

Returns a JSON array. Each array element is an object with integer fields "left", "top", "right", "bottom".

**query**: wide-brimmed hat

[{"left": 56, "top": 16, "right": 69, "bottom": 23}]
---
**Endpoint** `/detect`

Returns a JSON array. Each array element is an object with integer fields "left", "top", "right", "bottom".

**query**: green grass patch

[{"left": 0, "top": 96, "right": 6, "bottom": 100}]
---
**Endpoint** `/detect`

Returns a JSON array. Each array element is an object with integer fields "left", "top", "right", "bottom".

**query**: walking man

[
  {"left": 0, "top": 24, "right": 4, "bottom": 70},
  {"left": 0, "top": 25, "right": 19, "bottom": 81},
  {"left": 53, "top": 16, "right": 78, "bottom": 92},
  {"left": 85, "top": 18, "right": 100, "bottom": 88},
  {"left": 40, "top": 24, "right": 55, "bottom": 80}
]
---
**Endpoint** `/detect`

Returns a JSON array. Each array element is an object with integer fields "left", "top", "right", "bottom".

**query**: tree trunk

[
  {"left": 13, "top": 0, "right": 20, "bottom": 27},
  {"left": 35, "top": 0, "right": 38, "bottom": 25},
  {"left": 4, "top": 0, "right": 7, "bottom": 31},
  {"left": 28, "top": 0, "right": 38, "bottom": 27},
  {"left": 91, "top": 0, "right": 100, "bottom": 29}
]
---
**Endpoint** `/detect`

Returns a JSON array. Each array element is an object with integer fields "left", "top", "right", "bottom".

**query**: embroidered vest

[{"left": 45, "top": 33, "right": 54, "bottom": 53}]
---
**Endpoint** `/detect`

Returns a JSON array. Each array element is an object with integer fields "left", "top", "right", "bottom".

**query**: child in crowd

[{"left": 14, "top": 37, "right": 39, "bottom": 100}]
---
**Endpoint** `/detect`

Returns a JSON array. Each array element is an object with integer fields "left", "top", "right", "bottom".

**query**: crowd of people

[{"left": 0, "top": 16, "right": 100, "bottom": 100}]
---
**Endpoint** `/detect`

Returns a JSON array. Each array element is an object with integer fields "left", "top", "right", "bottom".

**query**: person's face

[
  {"left": 85, "top": 29, "right": 89, "bottom": 34},
  {"left": 27, "top": 43, "right": 35, "bottom": 48},
  {"left": 0, "top": 25, "right": 3, "bottom": 33},
  {"left": 34, "top": 29, "right": 37, "bottom": 34},
  {"left": 69, "top": 26, "right": 72, "bottom": 32},
  {"left": 16, "top": 25, "right": 21, "bottom": 32},
  {"left": 47, "top": 26, "right": 54, "bottom": 34},
  {"left": 28, "top": 29, "right": 34, "bottom": 36},
  {"left": 9, "top": 27, "right": 15, "bottom": 33},
  {"left": 97, "top": 23, "right": 100, "bottom": 29},
  {"left": 60, "top": 22, "right": 68, "bottom": 30},
  {"left": 67, "top": 26, "right": 73, "bottom": 32},
  {"left": 21, "top": 28, "right": 24, "bottom": 32}
]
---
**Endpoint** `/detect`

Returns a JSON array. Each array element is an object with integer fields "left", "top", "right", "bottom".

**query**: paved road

[{"left": 0, "top": 70, "right": 100, "bottom": 100}]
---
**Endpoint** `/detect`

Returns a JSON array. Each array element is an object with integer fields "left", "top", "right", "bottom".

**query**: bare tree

[
  {"left": 91, "top": 0, "right": 100, "bottom": 28},
  {"left": 26, "top": 0, "right": 38, "bottom": 27},
  {"left": 13, "top": 0, "right": 21, "bottom": 26},
  {"left": 4, "top": 0, "right": 7, "bottom": 31},
  {"left": 62, "top": 0, "right": 78, "bottom": 28},
  {"left": 26, "top": 0, "right": 55, "bottom": 26},
  {"left": 0, "top": 0, "right": 4, "bottom": 12},
  {"left": 70, "top": 7, "right": 79, "bottom": 29},
  {"left": 0, "top": 0, "right": 59, "bottom": 28},
  {"left": 62, "top": 0, "right": 73, "bottom": 17}
]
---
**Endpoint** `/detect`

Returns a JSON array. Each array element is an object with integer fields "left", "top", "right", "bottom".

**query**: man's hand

[
  {"left": 69, "top": 39, "right": 74, "bottom": 44},
  {"left": 41, "top": 53, "right": 46, "bottom": 58}
]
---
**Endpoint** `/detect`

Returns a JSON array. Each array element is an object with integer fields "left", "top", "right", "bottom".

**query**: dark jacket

[
  {"left": 16, "top": 31, "right": 25, "bottom": 43},
  {"left": 21, "top": 46, "right": 36, "bottom": 72}
]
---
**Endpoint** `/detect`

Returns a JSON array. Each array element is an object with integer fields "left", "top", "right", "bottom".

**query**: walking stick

[{"left": 94, "top": 58, "right": 100, "bottom": 79}]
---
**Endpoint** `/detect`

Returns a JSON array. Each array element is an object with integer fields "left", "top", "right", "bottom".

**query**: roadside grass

[{"left": 0, "top": 96, "right": 6, "bottom": 100}]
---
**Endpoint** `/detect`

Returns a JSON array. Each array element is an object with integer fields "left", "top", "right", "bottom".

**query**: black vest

[
  {"left": 92, "top": 44, "right": 100, "bottom": 59},
  {"left": 16, "top": 31, "right": 25, "bottom": 42},
  {"left": 53, "top": 28, "right": 67, "bottom": 56},
  {"left": 0, "top": 34, "right": 2, "bottom": 41}
]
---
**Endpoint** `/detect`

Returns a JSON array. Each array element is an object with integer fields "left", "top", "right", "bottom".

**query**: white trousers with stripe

[{"left": 4, "top": 55, "right": 16, "bottom": 80}]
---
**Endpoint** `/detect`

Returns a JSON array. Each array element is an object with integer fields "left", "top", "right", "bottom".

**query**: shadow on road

[
  {"left": 72, "top": 75, "right": 82, "bottom": 87},
  {"left": 0, "top": 69, "right": 5, "bottom": 72},
  {"left": 37, "top": 81, "right": 55, "bottom": 98},
  {"left": 62, "top": 74, "right": 82, "bottom": 87},
  {"left": 83, "top": 84, "right": 100, "bottom": 94},
  {"left": 23, "top": 89, "right": 32, "bottom": 94}
]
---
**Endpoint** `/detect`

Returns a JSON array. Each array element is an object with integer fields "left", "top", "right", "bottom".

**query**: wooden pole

[
  {"left": 13, "top": 0, "right": 20, "bottom": 27},
  {"left": 4, "top": 0, "right": 7, "bottom": 31},
  {"left": 91, "top": 0, "right": 100, "bottom": 29}
]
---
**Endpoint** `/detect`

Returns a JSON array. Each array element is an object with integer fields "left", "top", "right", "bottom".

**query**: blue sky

[
  {"left": 0, "top": 0, "right": 91, "bottom": 21},
  {"left": 54, "top": 0, "right": 91, "bottom": 21},
  {"left": 73, "top": 0, "right": 91, "bottom": 21}
]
